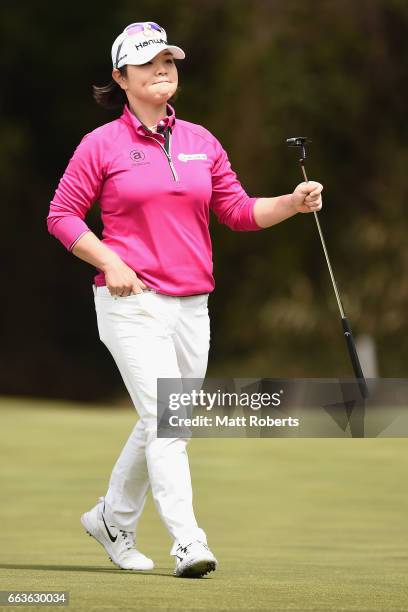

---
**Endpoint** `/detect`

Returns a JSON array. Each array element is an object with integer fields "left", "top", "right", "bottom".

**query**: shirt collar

[{"left": 121, "top": 102, "right": 176, "bottom": 136}]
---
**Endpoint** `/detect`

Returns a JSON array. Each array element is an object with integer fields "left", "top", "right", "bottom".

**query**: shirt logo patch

[
  {"left": 130, "top": 150, "right": 146, "bottom": 162},
  {"left": 178, "top": 153, "right": 208, "bottom": 162}
]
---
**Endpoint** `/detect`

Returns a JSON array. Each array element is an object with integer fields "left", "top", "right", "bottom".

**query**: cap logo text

[{"left": 134, "top": 38, "right": 167, "bottom": 52}]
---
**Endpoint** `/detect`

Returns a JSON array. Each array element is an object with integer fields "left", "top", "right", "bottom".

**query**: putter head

[
  {"left": 286, "top": 137, "right": 312, "bottom": 166},
  {"left": 286, "top": 137, "right": 312, "bottom": 147}
]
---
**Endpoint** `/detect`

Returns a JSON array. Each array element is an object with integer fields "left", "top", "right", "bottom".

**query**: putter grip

[{"left": 341, "top": 317, "right": 369, "bottom": 399}]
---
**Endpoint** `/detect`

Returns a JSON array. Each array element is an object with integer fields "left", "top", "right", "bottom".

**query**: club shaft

[
  {"left": 300, "top": 159, "right": 368, "bottom": 399},
  {"left": 300, "top": 162, "right": 345, "bottom": 318}
]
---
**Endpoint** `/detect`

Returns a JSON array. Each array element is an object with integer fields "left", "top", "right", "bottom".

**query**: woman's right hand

[{"left": 104, "top": 259, "right": 147, "bottom": 297}]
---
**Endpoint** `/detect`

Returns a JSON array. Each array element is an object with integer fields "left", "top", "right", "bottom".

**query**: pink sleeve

[
  {"left": 46, "top": 132, "right": 104, "bottom": 251},
  {"left": 209, "top": 137, "right": 262, "bottom": 231}
]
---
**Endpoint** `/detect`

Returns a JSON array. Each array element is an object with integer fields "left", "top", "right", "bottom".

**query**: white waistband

[
  {"left": 92, "top": 285, "right": 156, "bottom": 297},
  {"left": 92, "top": 285, "right": 208, "bottom": 299}
]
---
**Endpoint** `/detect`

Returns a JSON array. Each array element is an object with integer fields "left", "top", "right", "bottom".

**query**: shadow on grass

[
  {"left": 0, "top": 564, "right": 215, "bottom": 579},
  {"left": 0, "top": 563, "right": 174, "bottom": 578}
]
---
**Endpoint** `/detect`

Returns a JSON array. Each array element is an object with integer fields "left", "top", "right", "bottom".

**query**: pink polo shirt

[{"left": 47, "top": 103, "right": 262, "bottom": 296}]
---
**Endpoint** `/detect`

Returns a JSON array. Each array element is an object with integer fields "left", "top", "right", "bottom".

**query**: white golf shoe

[
  {"left": 80, "top": 497, "right": 154, "bottom": 571},
  {"left": 173, "top": 541, "right": 217, "bottom": 578}
]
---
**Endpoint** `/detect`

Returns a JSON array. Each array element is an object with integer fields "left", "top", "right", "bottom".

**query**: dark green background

[{"left": 2, "top": 0, "right": 407, "bottom": 401}]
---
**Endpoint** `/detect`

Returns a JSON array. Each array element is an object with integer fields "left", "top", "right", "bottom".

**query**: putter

[{"left": 286, "top": 137, "right": 368, "bottom": 399}]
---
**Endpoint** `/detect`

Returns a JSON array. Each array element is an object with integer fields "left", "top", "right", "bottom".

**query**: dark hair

[
  {"left": 92, "top": 65, "right": 180, "bottom": 111},
  {"left": 92, "top": 66, "right": 129, "bottom": 110}
]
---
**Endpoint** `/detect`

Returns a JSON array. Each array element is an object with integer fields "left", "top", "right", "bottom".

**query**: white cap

[{"left": 111, "top": 22, "right": 185, "bottom": 69}]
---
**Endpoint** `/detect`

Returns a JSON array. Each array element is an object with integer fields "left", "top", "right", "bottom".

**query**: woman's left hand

[{"left": 291, "top": 181, "right": 323, "bottom": 213}]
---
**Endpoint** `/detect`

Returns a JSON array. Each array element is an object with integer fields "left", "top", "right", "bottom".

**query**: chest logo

[
  {"left": 130, "top": 150, "right": 146, "bottom": 162},
  {"left": 178, "top": 153, "right": 208, "bottom": 162}
]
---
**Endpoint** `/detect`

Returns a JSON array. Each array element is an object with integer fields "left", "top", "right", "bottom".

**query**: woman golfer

[{"left": 47, "top": 21, "right": 323, "bottom": 578}]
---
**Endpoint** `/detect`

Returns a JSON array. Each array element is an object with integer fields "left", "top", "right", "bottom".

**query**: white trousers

[{"left": 92, "top": 284, "right": 210, "bottom": 555}]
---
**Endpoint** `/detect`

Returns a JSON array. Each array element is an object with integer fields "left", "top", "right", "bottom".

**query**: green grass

[{"left": 0, "top": 396, "right": 407, "bottom": 611}]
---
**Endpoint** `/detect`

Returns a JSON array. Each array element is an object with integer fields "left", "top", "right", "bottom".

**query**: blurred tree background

[{"left": 1, "top": 0, "right": 407, "bottom": 402}]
